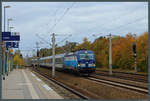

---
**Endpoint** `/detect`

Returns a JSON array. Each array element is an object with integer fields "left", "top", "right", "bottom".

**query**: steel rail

[
  {"left": 86, "top": 77, "right": 148, "bottom": 94},
  {"left": 32, "top": 69, "right": 89, "bottom": 99}
]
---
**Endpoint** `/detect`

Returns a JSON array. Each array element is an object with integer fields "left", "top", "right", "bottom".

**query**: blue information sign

[
  {"left": 5, "top": 42, "right": 19, "bottom": 48},
  {"left": 2, "top": 32, "right": 20, "bottom": 41}
]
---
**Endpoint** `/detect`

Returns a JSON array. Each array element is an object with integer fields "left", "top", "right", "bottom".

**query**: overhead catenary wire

[
  {"left": 109, "top": 16, "right": 147, "bottom": 34},
  {"left": 36, "top": 34, "right": 52, "bottom": 46},
  {"left": 35, "top": 3, "right": 62, "bottom": 35},
  {"left": 48, "top": 2, "right": 76, "bottom": 34},
  {"left": 35, "top": 3, "right": 76, "bottom": 49},
  {"left": 87, "top": 16, "right": 146, "bottom": 41},
  {"left": 56, "top": 34, "right": 72, "bottom": 45},
  {"left": 85, "top": 7, "right": 146, "bottom": 41}
]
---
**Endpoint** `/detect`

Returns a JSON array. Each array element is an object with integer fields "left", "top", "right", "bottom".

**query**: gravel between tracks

[
  {"left": 30, "top": 67, "right": 148, "bottom": 100},
  {"left": 92, "top": 74, "right": 148, "bottom": 89}
]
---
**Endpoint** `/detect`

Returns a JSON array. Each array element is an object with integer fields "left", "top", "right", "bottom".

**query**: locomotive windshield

[{"left": 79, "top": 53, "right": 94, "bottom": 60}]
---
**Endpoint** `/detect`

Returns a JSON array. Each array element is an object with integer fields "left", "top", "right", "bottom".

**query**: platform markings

[
  {"left": 31, "top": 73, "right": 36, "bottom": 77},
  {"left": 22, "top": 70, "right": 40, "bottom": 99},
  {"left": 17, "top": 83, "right": 32, "bottom": 85},
  {"left": 43, "top": 84, "right": 53, "bottom": 91},
  {"left": 36, "top": 78, "right": 41, "bottom": 82}
]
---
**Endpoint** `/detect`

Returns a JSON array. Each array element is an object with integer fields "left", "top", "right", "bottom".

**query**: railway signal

[{"left": 132, "top": 42, "right": 137, "bottom": 74}]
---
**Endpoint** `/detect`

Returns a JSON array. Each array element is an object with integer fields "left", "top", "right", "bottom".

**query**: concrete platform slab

[{"left": 2, "top": 68, "right": 63, "bottom": 99}]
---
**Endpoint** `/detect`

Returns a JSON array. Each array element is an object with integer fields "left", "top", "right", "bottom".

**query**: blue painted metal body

[
  {"left": 32, "top": 50, "right": 96, "bottom": 74},
  {"left": 63, "top": 50, "right": 96, "bottom": 73}
]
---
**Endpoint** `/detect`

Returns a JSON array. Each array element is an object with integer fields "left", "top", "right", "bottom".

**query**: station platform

[{"left": 2, "top": 68, "right": 63, "bottom": 99}]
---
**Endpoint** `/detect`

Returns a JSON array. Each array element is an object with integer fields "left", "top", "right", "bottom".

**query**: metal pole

[
  {"left": 7, "top": 19, "right": 9, "bottom": 31},
  {"left": 109, "top": 33, "right": 112, "bottom": 75},
  {"left": 0, "top": 2, "right": 2, "bottom": 99},
  {"left": 133, "top": 34, "right": 137, "bottom": 74},
  {"left": 3, "top": 7, "right": 6, "bottom": 80},
  {"left": 52, "top": 33, "right": 55, "bottom": 77},
  {"left": 3, "top": 45, "right": 5, "bottom": 80},
  {"left": 4, "top": 7, "right": 5, "bottom": 32},
  {"left": 134, "top": 56, "right": 137, "bottom": 73},
  {"left": 36, "top": 42, "right": 39, "bottom": 70},
  {"left": 6, "top": 49, "right": 8, "bottom": 76}
]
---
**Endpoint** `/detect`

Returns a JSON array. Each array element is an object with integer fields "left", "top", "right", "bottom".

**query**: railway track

[
  {"left": 29, "top": 67, "right": 148, "bottom": 99},
  {"left": 31, "top": 68, "right": 90, "bottom": 99},
  {"left": 96, "top": 70, "right": 148, "bottom": 83},
  {"left": 86, "top": 76, "right": 148, "bottom": 94}
]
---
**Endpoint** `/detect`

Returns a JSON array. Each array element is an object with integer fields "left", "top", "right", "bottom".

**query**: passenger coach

[{"left": 31, "top": 50, "right": 96, "bottom": 75}]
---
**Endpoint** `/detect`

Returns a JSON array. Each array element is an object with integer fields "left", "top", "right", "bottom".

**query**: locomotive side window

[
  {"left": 56, "top": 58, "right": 62, "bottom": 64},
  {"left": 64, "top": 55, "right": 75, "bottom": 61},
  {"left": 79, "top": 53, "right": 94, "bottom": 60}
]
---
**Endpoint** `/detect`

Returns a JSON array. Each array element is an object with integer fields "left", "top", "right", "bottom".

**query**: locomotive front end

[{"left": 76, "top": 50, "right": 96, "bottom": 73}]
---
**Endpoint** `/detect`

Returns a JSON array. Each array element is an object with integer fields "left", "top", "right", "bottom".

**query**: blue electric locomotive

[
  {"left": 31, "top": 50, "right": 96, "bottom": 75},
  {"left": 63, "top": 50, "right": 96, "bottom": 73}
]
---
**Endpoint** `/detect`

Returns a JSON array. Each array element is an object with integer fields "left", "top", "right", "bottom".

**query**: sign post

[{"left": 2, "top": 32, "right": 20, "bottom": 77}]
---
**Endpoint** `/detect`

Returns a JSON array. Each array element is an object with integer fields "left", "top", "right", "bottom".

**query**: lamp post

[
  {"left": 9, "top": 27, "right": 14, "bottom": 32},
  {"left": 7, "top": 18, "right": 13, "bottom": 31},
  {"left": 3, "top": 5, "right": 11, "bottom": 80},
  {"left": 4, "top": 5, "right": 11, "bottom": 32}
]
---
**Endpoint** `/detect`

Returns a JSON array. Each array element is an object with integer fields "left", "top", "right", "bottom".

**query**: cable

[
  {"left": 48, "top": 2, "right": 76, "bottom": 34},
  {"left": 35, "top": 3, "right": 75, "bottom": 47},
  {"left": 36, "top": 3, "right": 62, "bottom": 34},
  {"left": 36, "top": 34, "right": 52, "bottom": 46},
  {"left": 56, "top": 34, "right": 72, "bottom": 45},
  {"left": 85, "top": 7, "right": 145, "bottom": 41},
  {"left": 110, "top": 16, "right": 146, "bottom": 33}
]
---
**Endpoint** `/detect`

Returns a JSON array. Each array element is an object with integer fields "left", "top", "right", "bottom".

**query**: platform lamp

[
  {"left": 3, "top": 5, "right": 11, "bottom": 80},
  {"left": 9, "top": 26, "right": 14, "bottom": 32},
  {"left": 7, "top": 18, "right": 13, "bottom": 32},
  {"left": 4, "top": 5, "right": 11, "bottom": 32}
]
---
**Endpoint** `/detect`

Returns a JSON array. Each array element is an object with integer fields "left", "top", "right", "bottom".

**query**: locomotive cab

[{"left": 76, "top": 50, "right": 96, "bottom": 73}]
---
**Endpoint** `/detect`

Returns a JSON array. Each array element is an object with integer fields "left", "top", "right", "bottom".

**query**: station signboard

[
  {"left": 5, "top": 42, "right": 19, "bottom": 48},
  {"left": 2, "top": 32, "right": 20, "bottom": 41}
]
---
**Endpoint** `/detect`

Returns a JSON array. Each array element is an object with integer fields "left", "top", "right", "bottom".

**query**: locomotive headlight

[
  {"left": 78, "top": 64, "right": 80, "bottom": 67},
  {"left": 92, "top": 63, "right": 95, "bottom": 66}
]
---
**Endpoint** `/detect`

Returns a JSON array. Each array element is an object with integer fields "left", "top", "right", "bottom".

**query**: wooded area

[{"left": 37, "top": 32, "right": 148, "bottom": 72}]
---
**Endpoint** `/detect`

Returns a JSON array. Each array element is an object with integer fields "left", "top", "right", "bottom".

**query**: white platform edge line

[
  {"left": 36, "top": 78, "right": 41, "bottom": 82},
  {"left": 22, "top": 70, "right": 40, "bottom": 99},
  {"left": 43, "top": 84, "right": 53, "bottom": 91},
  {"left": 31, "top": 73, "right": 36, "bottom": 77}
]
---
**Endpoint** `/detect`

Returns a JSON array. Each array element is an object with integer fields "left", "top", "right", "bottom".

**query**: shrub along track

[{"left": 30, "top": 67, "right": 148, "bottom": 99}]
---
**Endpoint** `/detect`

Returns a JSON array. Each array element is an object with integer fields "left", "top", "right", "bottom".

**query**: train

[{"left": 31, "top": 50, "right": 96, "bottom": 75}]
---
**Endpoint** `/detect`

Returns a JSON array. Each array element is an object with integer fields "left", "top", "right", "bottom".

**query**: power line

[
  {"left": 48, "top": 2, "right": 76, "bottom": 34},
  {"left": 35, "top": 4, "right": 62, "bottom": 35},
  {"left": 56, "top": 34, "right": 72, "bottom": 45},
  {"left": 85, "top": 8, "right": 145, "bottom": 41},
  {"left": 110, "top": 16, "right": 146, "bottom": 33},
  {"left": 36, "top": 33, "right": 52, "bottom": 46},
  {"left": 36, "top": 3, "right": 75, "bottom": 47},
  {"left": 87, "top": 16, "right": 146, "bottom": 41}
]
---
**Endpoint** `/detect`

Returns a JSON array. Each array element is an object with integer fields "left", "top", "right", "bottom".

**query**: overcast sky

[{"left": 2, "top": 2, "right": 148, "bottom": 57}]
